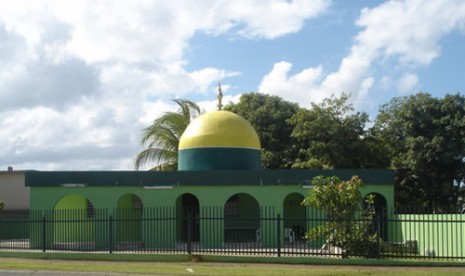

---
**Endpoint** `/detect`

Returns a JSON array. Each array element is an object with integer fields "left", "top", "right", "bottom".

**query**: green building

[{"left": 25, "top": 109, "right": 394, "bottom": 250}]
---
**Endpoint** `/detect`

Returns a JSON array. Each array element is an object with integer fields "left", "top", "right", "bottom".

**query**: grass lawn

[{"left": 1, "top": 257, "right": 465, "bottom": 276}]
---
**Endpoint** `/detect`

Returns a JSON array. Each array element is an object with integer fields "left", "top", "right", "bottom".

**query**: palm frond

[
  {"left": 134, "top": 147, "right": 178, "bottom": 170},
  {"left": 135, "top": 98, "right": 202, "bottom": 170}
]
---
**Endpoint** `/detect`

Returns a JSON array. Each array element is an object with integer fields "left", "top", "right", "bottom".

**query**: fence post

[
  {"left": 42, "top": 216, "right": 46, "bottom": 252},
  {"left": 109, "top": 215, "right": 113, "bottom": 254},
  {"left": 277, "top": 214, "right": 281, "bottom": 257},
  {"left": 375, "top": 215, "right": 381, "bottom": 258},
  {"left": 187, "top": 212, "right": 192, "bottom": 254}
]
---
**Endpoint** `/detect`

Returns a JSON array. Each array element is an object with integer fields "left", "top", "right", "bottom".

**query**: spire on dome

[{"left": 217, "top": 82, "right": 223, "bottom": 111}]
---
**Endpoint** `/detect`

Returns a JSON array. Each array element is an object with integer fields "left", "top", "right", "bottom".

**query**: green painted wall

[
  {"left": 116, "top": 194, "right": 143, "bottom": 243},
  {"left": 30, "top": 185, "right": 311, "bottom": 212},
  {"left": 53, "top": 194, "right": 95, "bottom": 244},
  {"left": 55, "top": 194, "right": 87, "bottom": 210},
  {"left": 397, "top": 214, "right": 465, "bottom": 257},
  {"left": 28, "top": 182, "right": 394, "bottom": 250}
]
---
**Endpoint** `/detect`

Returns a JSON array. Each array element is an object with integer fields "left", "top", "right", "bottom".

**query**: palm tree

[{"left": 135, "top": 99, "right": 201, "bottom": 170}]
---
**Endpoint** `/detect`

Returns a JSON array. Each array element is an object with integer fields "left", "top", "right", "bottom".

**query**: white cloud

[
  {"left": 356, "top": 0, "right": 465, "bottom": 66},
  {"left": 219, "top": 0, "right": 330, "bottom": 39},
  {"left": 0, "top": 0, "right": 330, "bottom": 65},
  {"left": 0, "top": 58, "right": 99, "bottom": 111},
  {"left": 397, "top": 73, "right": 419, "bottom": 95},
  {"left": 259, "top": 61, "right": 323, "bottom": 105},
  {"left": 0, "top": 0, "right": 329, "bottom": 170},
  {"left": 188, "top": 68, "right": 241, "bottom": 94},
  {"left": 259, "top": 0, "right": 465, "bottom": 108},
  {"left": 0, "top": 102, "right": 144, "bottom": 170}
]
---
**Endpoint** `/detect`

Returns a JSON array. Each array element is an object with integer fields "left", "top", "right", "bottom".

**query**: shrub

[{"left": 302, "top": 175, "right": 378, "bottom": 256}]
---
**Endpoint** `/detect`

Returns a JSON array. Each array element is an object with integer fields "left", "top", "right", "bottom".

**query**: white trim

[
  {"left": 61, "top": 183, "right": 87, "bottom": 188},
  {"left": 143, "top": 186, "right": 174, "bottom": 190}
]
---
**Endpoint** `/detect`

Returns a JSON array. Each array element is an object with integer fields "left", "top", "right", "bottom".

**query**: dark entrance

[
  {"left": 364, "top": 193, "right": 388, "bottom": 241},
  {"left": 283, "top": 193, "right": 306, "bottom": 241},
  {"left": 223, "top": 193, "right": 260, "bottom": 242},
  {"left": 178, "top": 193, "right": 200, "bottom": 242}
]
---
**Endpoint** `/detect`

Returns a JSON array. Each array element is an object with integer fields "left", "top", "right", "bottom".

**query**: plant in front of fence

[{"left": 302, "top": 175, "right": 378, "bottom": 257}]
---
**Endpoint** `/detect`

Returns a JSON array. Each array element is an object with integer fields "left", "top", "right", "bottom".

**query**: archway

[
  {"left": 223, "top": 193, "right": 260, "bottom": 242},
  {"left": 364, "top": 193, "right": 388, "bottom": 241},
  {"left": 116, "top": 194, "right": 143, "bottom": 247},
  {"left": 53, "top": 194, "right": 95, "bottom": 248},
  {"left": 176, "top": 194, "right": 200, "bottom": 242},
  {"left": 283, "top": 193, "right": 306, "bottom": 241}
]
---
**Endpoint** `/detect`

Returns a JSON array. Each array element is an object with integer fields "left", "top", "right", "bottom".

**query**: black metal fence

[{"left": 0, "top": 207, "right": 464, "bottom": 259}]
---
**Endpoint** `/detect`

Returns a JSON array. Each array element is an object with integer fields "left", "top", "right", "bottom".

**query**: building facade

[{"left": 24, "top": 110, "right": 394, "bottom": 250}]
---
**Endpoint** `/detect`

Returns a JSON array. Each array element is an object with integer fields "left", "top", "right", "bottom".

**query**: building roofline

[
  {"left": 0, "top": 170, "right": 33, "bottom": 175},
  {"left": 25, "top": 169, "right": 394, "bottom": 187}
]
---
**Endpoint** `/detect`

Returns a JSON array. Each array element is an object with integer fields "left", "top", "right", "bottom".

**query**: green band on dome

[{"left": 178, "top": 147, "right": 261, "bottom": 171}]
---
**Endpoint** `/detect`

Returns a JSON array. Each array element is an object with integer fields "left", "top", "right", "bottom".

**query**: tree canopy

[
  {"left": 288, "top": 94, "right": 389, "bottom": 169},
  {"left": 374, "top": 93, "right": 465, "bottom": 211},
  {"left": 225, "top": 93, "right": 300, "bottom": 169}
]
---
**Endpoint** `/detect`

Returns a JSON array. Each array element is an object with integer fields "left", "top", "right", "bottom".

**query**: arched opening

[
  {"left": 116, "top": 194, "right": 143, "bottom": 249},
  {"left": 176, "top": 194, "right": 200, "bottom": 242},
  {"left": 224, "top": 193, "right": 260, "bottom": 242},
  {"left": 364, "top": 193, "right": 388, "bottom": 241},
  {"left": 53, "top": 194, "right": 95, "bottom": 249},
  {"left": 283, "top": 193, "right": 306, "bottom": 241}
]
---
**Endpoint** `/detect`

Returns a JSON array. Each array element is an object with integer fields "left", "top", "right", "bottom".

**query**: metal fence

[{"left": 0, "top": 207, "right": 464, "bottom": 260}]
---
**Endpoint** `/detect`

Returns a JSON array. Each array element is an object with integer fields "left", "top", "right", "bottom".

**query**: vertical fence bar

[
  {"left": 277, "top": 214, "right": 281, "bottom": 257},
  {"left": 459, "top": 210, "right": 462, "bottom": 259},
  {"left": 109, "top": 215, "right": 113, "bottom": 254},
  {"left": 187, "top": 212, "right": 192, "bottom": 254},
  {"left": 457, "top": 211, "right": 461, "bottom": 259},
  {"left": 376, "top": 215, "right": 381, "bottom": 258},
  {"left": 41, "top": 216, "right": 46, "bottom": 252},
  {"left": 412, "top": 208, "right": 416, "bottom": 260}
]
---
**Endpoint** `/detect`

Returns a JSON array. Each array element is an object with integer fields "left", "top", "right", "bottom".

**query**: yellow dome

[{"left": 179, "top": 110, "right": 261, "bottom": 150}]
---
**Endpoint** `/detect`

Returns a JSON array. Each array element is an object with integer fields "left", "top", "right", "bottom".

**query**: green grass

[
  {"left": 0, "top": 252, "right": 465, "bottom": 275},
  {"left": 1, "top": 257, "right": 465, "bottom": 276},
  {"left": 1, "top": 251, "right": 465, "bottom": 268}
]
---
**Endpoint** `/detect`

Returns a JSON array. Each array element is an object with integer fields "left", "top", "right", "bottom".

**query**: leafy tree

[
  {"left": 383, "top": 93, "right": 465, "bottom": 210},
  {"left": 303, "top": 175, "right": 377, "bottom": 256},
  {"left": 0, "top": 201, "right": 3, "bottom": 210},
  {"left": 224, "top": 93, "right": 300, "bottom": 169},
  {"left": 288, "top": 94, "right": 389, "bottom": 169},
  {"left": 135, "top": 99, "right": 201, "bottom": 171},
  {"left": 374, "top": 93, "right": 465, "bottom": 211}
]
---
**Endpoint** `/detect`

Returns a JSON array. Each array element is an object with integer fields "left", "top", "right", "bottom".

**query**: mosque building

[{"left": 23, "top": 89, "right": 394, "bottom": 250}]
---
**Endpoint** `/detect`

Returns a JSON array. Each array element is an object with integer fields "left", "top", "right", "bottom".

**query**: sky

[{"left": 1, "top": 0, "right": 465, "bottom": 171}]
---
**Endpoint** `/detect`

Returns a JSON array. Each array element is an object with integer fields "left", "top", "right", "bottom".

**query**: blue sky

[{"left": 0, "top": 0, "right": 464, "bottom": 170}]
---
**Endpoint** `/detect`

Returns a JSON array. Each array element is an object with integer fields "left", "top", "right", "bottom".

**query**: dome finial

[{"left": 217, "top": 82, "right": 223, "bottom": 111}]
